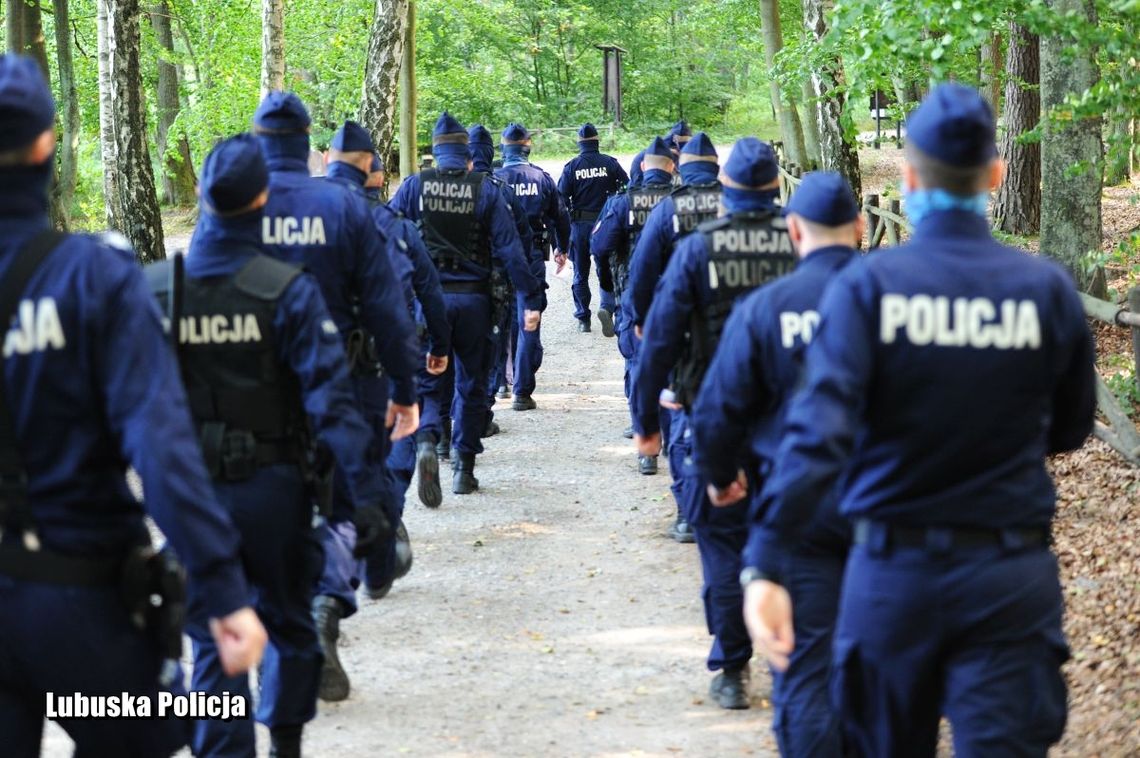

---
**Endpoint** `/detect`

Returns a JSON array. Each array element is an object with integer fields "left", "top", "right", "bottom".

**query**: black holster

[
  {"left": 490, "top": 269, "right": 511, "bottom": 335},
  {"left": 119, "top": 545, "right": 187, "bottom": 665}
]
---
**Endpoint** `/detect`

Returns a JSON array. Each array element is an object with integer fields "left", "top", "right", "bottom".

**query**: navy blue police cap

[
  {"left": 722, "top": 138, "right": 779, "bottom": 188},
  {"left": 200, "top": 133, "right": 269, "bottom": 216},
  {"left": 644, "top": 136, "right": 674, "bottom": 161},
  {"left": 785, "top": 171, "right": 859, "bottom": 226},
  {"left": 668, "top": 120, "right": 692, "bottom": 147},
  {"left": 501, "top": 122, "right": 530, "bottom": 144},
  {"left": 253, "top": 91, "right": 311, "bottom": 133},
  {"left": 467, "top": 124, "right": 494, "bottom": 147},
  {"left": 370, "top": 153, "right": 384, "bottom": 173},
  {"left": 432, "top": 111, "right": 468, "bottom": 157},
  {"left": 679, "top": 132, "right": 717, "bottom": 164},
  {"left": 578, "top": 123, "right": 599, "bottom": 141},
  {"left": 906, "top": 83, "right": 997, "bottom": 167},
  {"left": 0, "top": 54, "right": 56, "bottom": 152},
  {"left": 331, "top": 120, "right": 374, "bottom": 152}
]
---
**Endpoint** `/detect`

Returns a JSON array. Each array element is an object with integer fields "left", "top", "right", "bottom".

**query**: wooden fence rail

[{"left": 773, "top": 150, "right": 1140, "bottom": 465}]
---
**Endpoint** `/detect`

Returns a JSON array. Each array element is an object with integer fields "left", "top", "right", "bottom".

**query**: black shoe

[
  {"left": 512, "top": 394, "right": 537, "bottom": 411},
  {"left": 393, "top": 520, "right": 413, "bottom": 580},
  {"left": 366, "top": 579, "right": 393, "bottom": 601},
  {"left": 436, "top": 418, "right": 452, "bottom": 460},
  {"left": 709, "top": 668, "right": 751, "bottom": 710},
  {"left": 668, "top": 515, "right": 696, "bottom": 544},
  {"left": 269, "top": 725, "right": 303, "bottom": 758},
  {"left": 638, "top": 454, "right": 658, "bottom": 475},
  {"left": 496, "top": 385, "right": 510, "bottom": 400},
  {"left": 622, "top": 425, "right": 635, "bottom": 439},
  {"left": 577, "top": 319, "right": 592, "bottom": 333},
  {"left": 598, "top": 309, "right": 615, "bottom": 338},
  {"left": 482, "top": 419, "right": 501, "bottom": 438},
  {"left": 453, "top": 452, "right": 479, "bottom": 494},
  {"left": 416, "top": 440, "right": 442, "bottom": 508},
  {"left": 312, "top": 596, "right": 349, "bottom": 702}
]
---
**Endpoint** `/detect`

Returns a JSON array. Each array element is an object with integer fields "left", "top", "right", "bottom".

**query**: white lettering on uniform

[
  {"left": 780, "top": 310, "right": 820, "bottom": 348},
  {"left": 510, "top": 183, "right": 540, "bottom": 197},
  {"left": 3, "top": 299, "right": 67, "bottom": 357},
  {"left": 262, "top": 217, "right": 327, "bottom": 246},
  {"left": 879, "top": 294, "right": 1042, "bottom": 349},
  {"left": 575, "top": 167, "right": 608, "bottom": 180},
  {"left": 179, "top": 314, "right": 263, "bottom": 345}
]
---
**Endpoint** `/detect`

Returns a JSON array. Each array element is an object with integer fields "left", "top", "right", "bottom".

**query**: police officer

[
  {"left": 390, "top": 113, "right": 544, "bottom": 495},
  {"left": 252, "top": 92, "right": 420, "bottom": 703},
  {"left": 625, "top": 132, "right": 722, "bottom": 542},
  {"left": 745, "top": 84, "right": 1095, "bottom": 756},
  {"left": 495, "top": 123, "right": 570, "bottom": 410},
  {"left": 557, "top": 123, "right": 628, "bottom": 334},
  {"left": 469, "top": 124, "right": 529, "bottom": 437},
  {"left": 324, "top": 121, "right": 453, "bottom": 599},
  {"left": 634, "top": 138, "right": 794, "bottom": 709},
  {"left": 667, "top": 120, "right": 693, "bottom": 171},
  {"left": 0, "top": 55, "right": 267, "bottom": 757},
  {"left": 592, "top": 137, "right": 676, "bottom": 474},
  {"left": 150, "top": 134, "right": 392, "bottom": 758},
  {"left": 692, "top": 171, "right": 862, "bottom": 755}
]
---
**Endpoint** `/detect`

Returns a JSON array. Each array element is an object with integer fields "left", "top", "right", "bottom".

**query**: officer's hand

[
  {"left": 707, "top": 471, "right": 748, "bottom": 507},
  {"left": 523, "top": 309, "right": 541, "bottom": 332},
  {"left": 554, "top": 251, "right": 568, "bottom": 274},
  {"left": 209, "top": 607, "right": 268, "bottom": 677},
  {"left": 387, "top": 402, "right": 420, "bottom": 441},
  {"left": 635, "top": 432, "right": 661, "bottom": 456},
  {"left": 352, "top": 503, "right": 393, "bottom": 559},
  {"left": 743, "top": 580, "right": 795, "bottom": 672},
  {"left": 426, "top": 353, "right": 449, "bottom": 375},
  {"left": 635, "top": 324, "right": 643, "bottom": 340}
]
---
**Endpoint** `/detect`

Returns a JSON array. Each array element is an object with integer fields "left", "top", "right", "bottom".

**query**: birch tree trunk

[
  {"left": 802, "top": 0, "right": 862, "bottom": 198},
  {"left": 96, "top": 0, "right": 121, "bottom": 228},
  {"left": 151, "top": 1, "right": 197, "bottom": 206},
  {"left": 993, "top": 22, "right": 1040, "bottom": 236},
  {"left": 6, "top": 0, "right": 24, "bottom": 53},
  {"left": 51, "top": 0, "right": 80, "bottom": 230},
  {"left": 398, "top": 0, "right": 417, "bottom": 180},
  {"left": 107, "top": 0, "right": 166, "bottom": 262},
  {"left": 260, "top": 0, "right": 285, "bottom": 97},
  {"left": 758, "top": 0, "right": 807, "bottom": 167},
  {"left": 360, "top": 0, "right": 410, "bottom": 178},
  {"left": 1040, "top": 0, "right": 1104, "bottom": 296},
  {"left": 800, "top": 78, "right": 822, "bottom": 168}
]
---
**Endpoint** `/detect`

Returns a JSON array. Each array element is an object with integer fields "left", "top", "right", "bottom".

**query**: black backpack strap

[{"left": 0, "top": 230, "right": 66, "bottom": 548}]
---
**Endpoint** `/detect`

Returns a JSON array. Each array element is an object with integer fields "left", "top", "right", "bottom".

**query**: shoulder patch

[{"left": 234, "top": 255, "right": 303, "bottom": 300}]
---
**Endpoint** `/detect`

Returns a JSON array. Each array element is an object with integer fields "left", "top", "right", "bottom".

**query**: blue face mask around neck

[{"left": 902, "top": 184, "right": 989, "bottom": 226}]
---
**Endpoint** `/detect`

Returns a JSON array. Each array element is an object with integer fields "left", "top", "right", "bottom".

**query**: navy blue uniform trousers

[
  {"left": 513, "top": 253, "right": 546, "bottom": 397},
  {"left": 421, "top": 292, "right": 493, "bottom": 456},
  {"left": 833, "top": 536, "right": 1068, "bottom": 757},
  {"left": 0, "top": 578, "right": 191, "bottom": 757},
  {"left": 188, "top": 464, "right": 324, "bottom": 757},
  {"left": 570, "top": 220, "right": 614, "bottom": 321}
]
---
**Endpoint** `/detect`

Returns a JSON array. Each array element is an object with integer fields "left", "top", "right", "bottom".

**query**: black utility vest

[
  {"left": 148, "top": 255, "right": 307, "bottom": 481},
  {"left": 419, "top": 168, "right": 489, "bottom": 271},
  {"left": 671, "top": 182, "right": 723, "bottom": 237},
  {"left": 625, "top": 184, "right": 673, "bottom": 252},
  {"left": 673, "top": 211, "right": 796, "bottom": 408}
]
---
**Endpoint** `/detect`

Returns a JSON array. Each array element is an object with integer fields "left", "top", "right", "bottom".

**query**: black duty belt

[
  {"left": 442, "top": 280, "right": 490, "bottom": 295},
  {"left": 571, "top": 209, "right": 600, "bottom": 223},
  {"left": 0, "top": 542, "right": 122, "bottom": 586},
  {"left": 853, "top": 519, "right": 1050, "bottom": 551},
  {"left": 254, "top": 440, "right": 298, "bottom": 466}
]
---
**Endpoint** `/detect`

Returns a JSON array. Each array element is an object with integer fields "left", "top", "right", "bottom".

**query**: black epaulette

[{"left": 234, "top": 255, "right": 303, "bottom": 300}]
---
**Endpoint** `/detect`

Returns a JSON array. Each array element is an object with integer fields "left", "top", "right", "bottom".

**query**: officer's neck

[
  {"left": 258, "top": 134, "right": 311, "bottom": 173},
  {"left": 0, "top": 163, "right": 52, "bottom": 226},
  {"left": 642, "top": 169, "right": 672, "bottom": 186},
  {"left": 434, "top": 154, "right": 468, "bottom": 172},
  {"left": 502, "top": 147, "right": 529, "bottom": 166},
  {"left": 326, "top": 161, "right": 367, "bottom": 187},
  {"left": 799, "top": 242, "right": 855, "bottom": 260},
  {"left": 678, "top": 162, "right": 719, "bottom": 186},
  {"left": 722, "top": 186, "right": 779, "bottom": 212},
  {"left": 578, "top": 142, "right": 600, "bottom": 154},
  {"left": 189, "top": 206, "right": 263, "bottom": 257}
]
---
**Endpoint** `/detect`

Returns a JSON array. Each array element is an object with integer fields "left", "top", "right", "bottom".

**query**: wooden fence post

[
  {"left": 886, "top": 199, "right": 901, "bottom": 246},
  {"left": 865, "top": 194, "right": 879, "bottom": 249},
  {"left": 1131, "top": 287, "right": 1140, "bottom": 389}
]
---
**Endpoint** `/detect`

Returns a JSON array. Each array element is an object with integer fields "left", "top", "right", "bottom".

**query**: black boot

[
  {"left": 496, "top": 385, "right": 510, "bottom": 400},
  {"left": 512, "top": 394, "right": 537, "bottom": 411},
  {"left": 435, "top": 418, "right": 451, "bottom": 459},
  {"left": 269, "top": 725, "right": 303, "bottom": 758},
  {"left": 668, "top": 514, "right": 695, "bottom": 543},
  {"left": 709, "top": 666, "right": 750, "bottom": 710},
  {"left": 577, "top": 319, "right": 591, "bottom": 333},
  {"left": 639, "top": 454, "right": 658, "bottom": 475},
  {"left": 622, "top": 425, "right": 635, "bottom": 439},
  {"left": 482, "top": 417, "right": 501, "bottom": 438},
  {"left": 597, "top": 308, "right": 615, "bottom": 338},
  {"left": 393, "top": 520, "right": 413, "bottom": 579},
  {"left": 312, "top": 596, "right": 349, "bottom": 702},
  {"left": 416, "top": 437, "right": 442, "bottom": 508},
  {"left": 452, "top": 452, "right": 479, "bottom": 494}
]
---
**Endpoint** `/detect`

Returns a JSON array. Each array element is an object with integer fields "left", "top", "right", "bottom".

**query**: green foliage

[{"left": 1106, "top": 367, "right": 1140, "bottom": 417}]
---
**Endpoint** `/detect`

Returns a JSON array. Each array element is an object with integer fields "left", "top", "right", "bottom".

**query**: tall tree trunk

[
  {"left": 51, "top": 0, "right": 80, "bottom": 231},
  {"left": 151, "top": 1, "right": 196, "bottom": 206},
  {"left": 802, "top": 0, "right": 862, "bottom": 198},
  {"left": 107, "top": 0, "right": 166, "bottom": 262},
  {"left": 398, "top": 0, "right": 417, "bottom": 180},
  {"left": 6, "top": 0, "right": 24, "bottom": 52},
  {"left": 799, "top": 78, "right": 822, "bottom": 167},
  {"left": 260, "top": 0, "right": 285, "bottom": 97},
  {"left": 993, "top": 23, "right": 1040, "bottom": 236},
  {"left": 96, "top": 0, "right": 121, "bottom": 228},
  {"left": 360, "top": 0, "right": 409, "bottom": 178},
  {"left": 758, "top": 0, "right": 807, "bottom": 166},
  {"left": 1104, "top": 108, "right": 1131, "bottom": 186},
  {"left": 1040, "top": 0, "right": 1104, "bottom": 296},
  {"left": 17, "top": 0, "right": 50, "bottom": 75},
  {"left": 978, "top": 33, "right": 1002, "bottom": 112}
]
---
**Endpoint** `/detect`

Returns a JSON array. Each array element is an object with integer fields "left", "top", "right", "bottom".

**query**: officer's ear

[
  {"left": 901, "top": 161, "right": 920, "bottom": 192},
  {"left": 27, "top": 129, "right": 56, "bottom": 165},
  {"left": 248, "top": 189, "right": 270, "bottom": 212},
  {"left": 787, "top": 214, "right": 805, "bottom": 251},
  {"left": 852, "top": 215, "right": 866, "bottom": 248},
  {"left": 988, "top": 158, "right": 1005, "bottom": 193}
]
